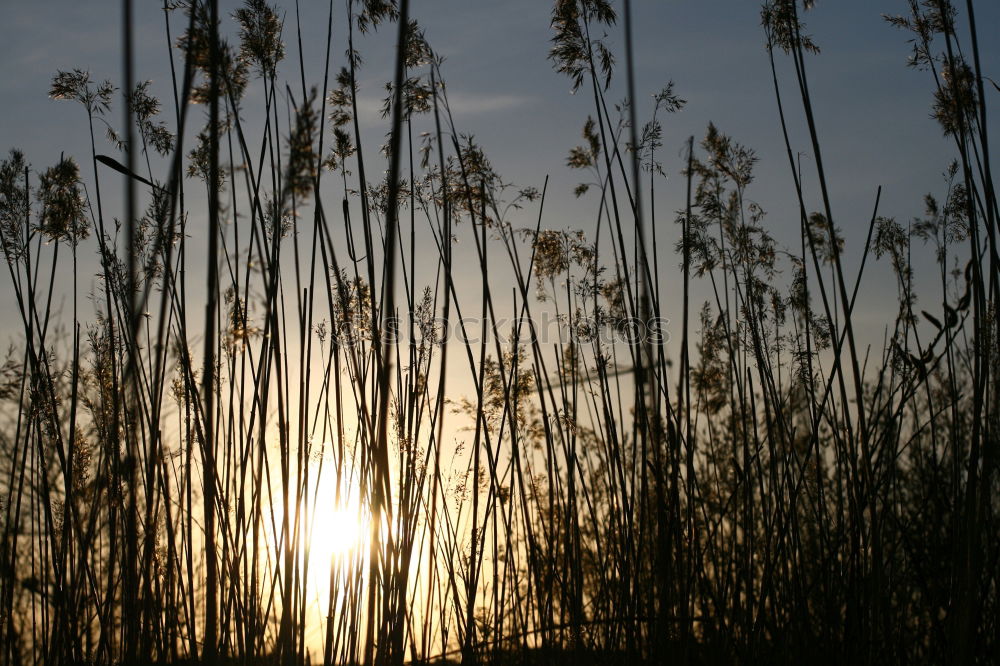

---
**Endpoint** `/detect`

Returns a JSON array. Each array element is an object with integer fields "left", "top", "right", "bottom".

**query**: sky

[
  {"left": 1, "top": 2, "right": 997, "bottom": 657},
  {"left": 1, "top": 0, "right": 999, "bottom": 355}
]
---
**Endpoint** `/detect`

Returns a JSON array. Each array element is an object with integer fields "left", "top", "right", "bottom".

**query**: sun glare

[
  {"left": 264, "top": 461, "right": 367, "bottom": 587},
  {"left": 303, "top": 476, "right": 364, "bottom": 563},
  {"left": 262, "top": 458, "right": 369, "bottom": 654}
]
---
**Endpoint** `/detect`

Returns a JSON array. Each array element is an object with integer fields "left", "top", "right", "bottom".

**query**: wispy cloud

[
  {"left": 354, "top": 91, "right": 531, "bottom": 122},
  {"left": 438, "top": 92, "right": 531, "bottom": 116}
]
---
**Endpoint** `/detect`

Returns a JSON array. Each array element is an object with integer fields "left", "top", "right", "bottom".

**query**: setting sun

[
  {"left": 302, "top": 471, "right": 365, "bottom": 564},
  {"left": 261, "top": 461, "right": 370, "bottom": 656},
  {"left": 264, "top": 464, "right": 367, "bottom": 576}
]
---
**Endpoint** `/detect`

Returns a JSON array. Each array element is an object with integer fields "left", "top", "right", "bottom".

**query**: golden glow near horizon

[
  {"left": 263, "top": 456, "right": 369, "bottom": 653},
  {"left": 302, "top": 469, "right": 365, "bottom": 564}
]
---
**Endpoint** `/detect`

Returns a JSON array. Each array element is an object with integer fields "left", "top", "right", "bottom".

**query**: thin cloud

[
  {"left": 354, "top": 91, "right": 530, "bottom": 121},
  {"left": 440, "top": 92, "right": 531, "bottom": 116}
]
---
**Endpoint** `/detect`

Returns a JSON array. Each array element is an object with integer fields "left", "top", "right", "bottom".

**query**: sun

[
  {"left": 302, "top": 478, "right": 364, "bottom": 563},
  {"left": 259, "top": 460, "right": 369, "bottom": 657},
  {"left": 263, "top": 461, "right": 367, "bottom": 586}
]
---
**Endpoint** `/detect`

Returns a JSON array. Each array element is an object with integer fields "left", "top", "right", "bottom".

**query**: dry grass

[{"left": 0, "top": 1, "right": 997, "bottom": 664}]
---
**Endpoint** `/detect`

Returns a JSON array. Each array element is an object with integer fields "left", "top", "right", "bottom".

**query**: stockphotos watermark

[{"left": 327, "top": 311, "right": 670, "bottom": 347}]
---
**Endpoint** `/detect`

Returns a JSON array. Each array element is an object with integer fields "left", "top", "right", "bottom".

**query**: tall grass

[{"left": 0, "top": 0, "right": 997, "bottom": 664}]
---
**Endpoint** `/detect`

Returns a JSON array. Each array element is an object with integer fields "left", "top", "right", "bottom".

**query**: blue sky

[{"left": 1, "top": 0, "right": 998, "bottom": 348}]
